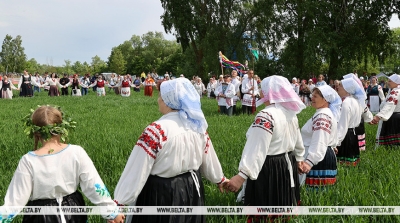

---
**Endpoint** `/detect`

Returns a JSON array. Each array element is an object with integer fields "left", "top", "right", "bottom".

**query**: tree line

[{"left": 1, "top": 0, "right": 399, "bottom": 80}]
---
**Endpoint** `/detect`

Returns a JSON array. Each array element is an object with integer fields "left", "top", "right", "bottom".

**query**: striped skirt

[
  {"left": 306, "top": 147, "right": 337, "bottom": 187},
  {"left": 377, "top": 112, "right": 400, "bottom": 146}
]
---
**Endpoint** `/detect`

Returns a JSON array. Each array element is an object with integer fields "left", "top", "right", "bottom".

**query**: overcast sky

[{"left": 0, "top": 1, "right": 399, "bottom": 67}]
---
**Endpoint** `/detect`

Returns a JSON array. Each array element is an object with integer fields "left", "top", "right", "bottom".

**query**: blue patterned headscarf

[{"left": 160, "top": 78, "right": 208, "bottom": 134}]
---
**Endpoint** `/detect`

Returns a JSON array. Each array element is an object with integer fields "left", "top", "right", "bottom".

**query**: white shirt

[
  {"left": 376, "top": 87, "right": 400, "bottom": 121},
  {"left": 17, "top": 75, "right": 41, "bottom": 89},
  {"left": 238, "top": 104, "right": 305, "bottom": 180},
  {"left": 2, "top": 145, "right": 118, "bottom": 220},
  {"left": 42, "top": 78, "right": 62, "bottom": 88},
  {"left": 337, "top": 96, "right": 363, "bottom": 145},
  {"left": 193, "top": 82, "right": 206, "bottom": 96},
  {"left": 214, "top": 82, "right": 236, "bottom": 107},
  {"left": 301, "top": 108, "right": 338, "bottom": 167},
  {"left": 241, "top": 78, "right": 259, "bottom": 106},
  {"left": 291, "top": 83, "right": 299, "bottom": 95},
  {"left": 114, "top": 112, "right": 225, "bottom": 205}
]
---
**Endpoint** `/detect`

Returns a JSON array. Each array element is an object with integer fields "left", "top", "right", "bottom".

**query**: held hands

[
  {"left": 107, "top": 214, "right": 125, "bottom": 223},
  {"left": 369, "top": 116, "right": 380, "bottom": 125},
  {"left": 218, "top": 179, "right": 230, "bottom": 193},
  {"left": 224, "top": 175, "right": 245, "bottom": 193},
  {"left": 297, "top": 162, "right": 312, "bottom": 174}
]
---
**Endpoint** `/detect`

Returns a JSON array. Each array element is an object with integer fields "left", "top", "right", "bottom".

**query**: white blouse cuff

[{"left": 238, "top": 171, "right": 249, "bottom": 180}]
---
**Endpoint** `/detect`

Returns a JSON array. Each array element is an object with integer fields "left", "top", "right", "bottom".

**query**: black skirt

[
  {"left": 131, "top": 170, "right": 205, "bottom": 223},
  {"left": 22, "top": 191, "right": 87, "bottom": 223},
  {"left": 337, "top": 128, "right": 360, "bottom": 166},
  {"left": 244, "top": 152, "right": 298, "bottom": 207},
  {"left": 378, "top": 112, "right": 400, "bottom": 146},
  {"left": 355, "top": 118, "right": 366, "bottom": 151},
  {"left": 306, "top": 147, "right": 337, "bottom": 187},
  {"left": 20, "top": 82, "right": 33, "bottom": 97}
]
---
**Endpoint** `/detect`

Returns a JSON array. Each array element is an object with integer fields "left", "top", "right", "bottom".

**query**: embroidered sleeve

[
  {"left": 114, "top": 123, "right": 164, "bottom": 205},
  {"left": 200, "top": 132, "right": 226, "bottom": 184},
  {"left": 136, "top": 122, "right": 166, "bottom": 159},
  {"left": 239, "top": 112, "right": 274, "bottom": 180},
  {"left": 306, "top": 113, "right": 332, "bottom": 166},
  {"left": 251, "top": 112, "right": 274, "bottom": 134},
  {"left": 377, "top": 89, "right": 400, "bottom": 121}
]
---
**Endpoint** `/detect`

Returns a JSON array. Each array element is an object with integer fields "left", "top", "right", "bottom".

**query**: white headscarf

[
  {"left": 341, "top": 77, "right": 367, "bottom": 108},
  {"left": 317, "top": 85, "right": 342, "bottom": 121},
  {"left": 160, "top": 78, "right": 208, "bottom": 134},
  {"left": 256, "top": 75, "right": 306, "bottom": 116},
  {"left": 389, "top": 74, "right": 400, "bottom": 85}
]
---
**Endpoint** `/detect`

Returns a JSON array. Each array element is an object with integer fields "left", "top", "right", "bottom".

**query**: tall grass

[{"left": 1, "top": 90, "right": 399, "bottom": 222}]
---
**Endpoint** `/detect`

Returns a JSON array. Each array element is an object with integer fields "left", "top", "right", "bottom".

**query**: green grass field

[{"left": 1, "top": 89, "right": 400, "bottom": 222}]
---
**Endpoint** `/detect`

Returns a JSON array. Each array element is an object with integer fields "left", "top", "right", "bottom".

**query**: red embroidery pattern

[
  {"left": 205, "top": 132, "right": 210, "bottom": 154},
  {"left": 136, "top": 122, "right": 168, "bottom": 159},
  {"left": 386, "top": 90, "right": 399, "bottom": 105},
  {"left": 312, "top": 114, "right": 332, "bottom": 134},
  {"left": 252, "top": 115, "right": 274, "bottom": 134}
]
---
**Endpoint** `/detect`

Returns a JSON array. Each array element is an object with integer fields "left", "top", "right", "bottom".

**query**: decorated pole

[{"left": 219, "top": 51, "right": 224, "bottom": 77}]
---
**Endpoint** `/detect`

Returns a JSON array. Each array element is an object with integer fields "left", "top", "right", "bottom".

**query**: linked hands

[
  {"left": 222, "top": 175, "right": 245, "bottom": 193},
  {"left": 107, "top": 214, "right": 125, "bottom": 223},
  {"left": 369, "top": 116, "right": 380, "bottom": 125}
]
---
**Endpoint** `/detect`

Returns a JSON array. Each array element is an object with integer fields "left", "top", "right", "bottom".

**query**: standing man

[
  {"left": 230, "top": 70, "right": 241, "bottom": 115},
  {"left": 33, "top": 72, "right": 43, "bottom": 93},
  {"left": 59, "top": 73, "right": 70, "bottom": 96},
  {"left": 241, "top": 70, "right": 259, "bottom": 115},
  {"left": 215, "top": 75, "right": 236, "bottom": 116}
]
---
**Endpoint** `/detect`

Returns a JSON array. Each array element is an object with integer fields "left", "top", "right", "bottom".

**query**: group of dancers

[{"left": 0, "top": 70, "right": 147, "bottom": 98}]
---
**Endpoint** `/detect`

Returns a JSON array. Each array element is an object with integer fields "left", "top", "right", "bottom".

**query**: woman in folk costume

[
  {"left": 144, "top": 73, "right": 156, "bottom": 97},
  {"left": 227, "top": 76, "right": 305, "bottom": 222},
  {"left": 214, "top": 75, "right": 236, "bottom": 116},
  {"left": 241, "top": 70, "right": 259, "bottom": 115},
  {"left": 41, "top": 73, "right": 62, "bottom": 97},
  {"left": 0, "top": 106, "right": 125, "bottom": 223},
  {"left": 336, "top": 77, "right": 367, "bottom": 166},
  {"left": 88, "top": 75, "right": 110, "bottom": 96},
  {"left": 206, "top": 77, "right": 217, "bottom": 98},
  {"left": 366, "top": 75, "right": 385, "bottom": 112},
  {"left": 65, "top": 74, "right": 82, "bottom": 96},
  {"left": 299, "top": 85, "right": 341, "bottom": 188},
  {"left": 193, "top": 77, "right": 206, "bottom": 97},
  {"left": 115, "top": 75, "right": 135, "bottom": 97},
  {"left": 0, "top": 75, "right": 18, "bottom": 99},
  {"left": 342, "top": 73, "right": 373, "bottom": 151},
  {"left": 370, "top": 74, "right": 400, "bottom": 147},
  {"left": 114, "top": 78, "right": 228, "bottom": 223},
  {"left": 18, "top": 70, "right": 41, "bottom": 97}
]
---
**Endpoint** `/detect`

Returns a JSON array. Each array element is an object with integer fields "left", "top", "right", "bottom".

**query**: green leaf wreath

[{"left": 22, "top": 105, "right": 77, "bottom": 142}]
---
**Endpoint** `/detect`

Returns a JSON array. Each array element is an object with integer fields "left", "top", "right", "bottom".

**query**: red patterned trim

[
  {"left": 217, "top": 176, "right": 226, "bottom": 185},
  {"left": 136, "top": 142, "right": 156, "bottom": 159},
  {"left": 113, "top": 200, "right": 125, "bottom": 206}
]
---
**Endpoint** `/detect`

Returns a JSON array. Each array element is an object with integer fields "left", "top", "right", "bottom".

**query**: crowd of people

[
  {"left": 1, "top": 69, "right": 400, "bottom": 222},
  {"left": 0, "top": 70, "right": 178, "bottom": 99}
]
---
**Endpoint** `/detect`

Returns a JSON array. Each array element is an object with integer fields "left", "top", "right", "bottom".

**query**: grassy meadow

[{"left": 1, "top": 88, "right": 400, "bottom": 222}]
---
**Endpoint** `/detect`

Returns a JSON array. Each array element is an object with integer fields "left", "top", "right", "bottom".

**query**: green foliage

[
  {"left": 22, "top": 105, "right": 77, "bottom": 143},
  {"left": 108, "top": 48, "right": 127, "bottom": 74},
  {"left": 0, "top": 34, "right": 27, "bottom": 73}
]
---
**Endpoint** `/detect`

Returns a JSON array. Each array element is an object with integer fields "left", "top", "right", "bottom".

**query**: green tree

[
  {"left": 63, "top": 60, "right": 74, "bottom": 74},
  {"left": 0, "top": 35, "right": 14, "bottom": 73},
  {"left": 11, "top": 35, "right": 27, "bottom": 72},
  {"left": 25, "top": 58, "right": 40, "bottom": 74},
  {"left": 108, "top": 48, "right": 127, "bottom": 74},
  {"left": 91, "top": 55, "right": 107, "bottom": 74}
]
